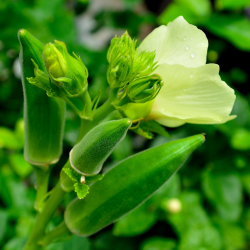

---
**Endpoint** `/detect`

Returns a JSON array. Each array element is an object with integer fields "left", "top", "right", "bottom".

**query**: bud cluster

[
  {"left": 107, "top": 32, "right": 158, "bottom": 90},
  {"left": 107, "top": 31, "right": 163, "bottom": 109},
  {"left": 28, "top": 40, "right": 88, "bottom": 98}
]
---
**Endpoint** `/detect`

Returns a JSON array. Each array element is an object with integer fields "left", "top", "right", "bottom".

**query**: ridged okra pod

[
  {"left": 18, "top": 30, "right": 65, "bottom": 165},
  {"left": 65, "top": 134, "right": 205, "bottom": 236}
]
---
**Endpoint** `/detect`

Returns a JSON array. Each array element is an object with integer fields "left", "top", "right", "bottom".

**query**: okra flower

[{"left": 137, "top": 16, "right": 236, "bottom": 127}]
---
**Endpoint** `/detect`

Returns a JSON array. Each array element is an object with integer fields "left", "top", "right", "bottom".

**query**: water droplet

[
  {"left": 190, "top": 74, "right": 193, "bottom": 78},
  {"left": 185, "top": 46, "right": 190, "bottom": 50},
  {"left": 183, "top": 37, "right": 187, "bottom": 41},
  {"left": 176, "top": 45, "right": 179, "bottom": 48},
  {"left": 201, "top": 42, "right": 204, "bottom": 45},
  {"left": 190, "top": 53, "right": 196, "bottom": 58},
  {"left": 190, "top": 38, "right": 193, "bottom": 41}
]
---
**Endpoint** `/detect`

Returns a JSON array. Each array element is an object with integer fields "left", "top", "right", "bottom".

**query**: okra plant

[{"left": 19, "top": 16, "right": 235, "bottom": 250}]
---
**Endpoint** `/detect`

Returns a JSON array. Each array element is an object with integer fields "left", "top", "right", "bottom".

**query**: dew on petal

[
  {"left": 185, "top": 46, "right": 190, "bottom": 50},
  {"left": 190, "top": 53, "right": 196, "bottom": 58},
  {"left": 183, "top": 37, "right": 187, "bottom": 41},
  {"left": 190, "top": 38, "right": 193, "bottom": 41},
  {"left": 190, "top": 74, "right": 193, "bottom": 78}
]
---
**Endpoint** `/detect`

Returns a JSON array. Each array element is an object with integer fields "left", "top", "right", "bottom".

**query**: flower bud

[
  {"left": 127, "top": 74, "right": 163, "bottom": 103},
  {"left": 107, "top": 31, "right": 136, "bottom": 64},
  {"left": 107, "top": 32, "right": 136, "bottom": 89},
  {"left": 43, "top": 40, "right": 88, "bottom": 97},
  {"left": 107, "top": 32, "right": 158, "bottom": 89}
]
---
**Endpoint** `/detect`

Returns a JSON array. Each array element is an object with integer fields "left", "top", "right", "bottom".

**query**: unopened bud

[
  {"left": 107, "top": 32, "right": 159, "bottom": 89},
  {"left": 127, "top": 74, "right": 163, "bottom": 103},
  {"left": 162, "top": 198, "right": 182, "bottom": 214},
  {"left": 43, "top": 40, "right": 88, "bottom": 97}
]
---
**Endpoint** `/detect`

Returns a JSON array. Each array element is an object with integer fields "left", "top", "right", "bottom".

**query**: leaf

[
  {"left": 158, "top": 0, "right": 211, "bottom": 25},
  {"left": 0, "top": 210, "right": 8, "bottom": 242},
  {"left": 46, "top": 235, "right": 90, "bottom": 250},
  {"left": 65, "top": 134, "right": 205, "bottom": 236},
  {"left": 205, "top": 13, "right": 250, "bottom": 51},
  {"left": 8, "top": 153, "right": 33, "bottom": 178},
  {"left": 74, "top": 183, "right": 89, "bottom": 200},
  {"left": 202, "top": 170, "right": 242, "bottom": 221},
  {"left": 215, "top": 0, "right": 250, "bottom": 10},
  {"left": 230, "top": 128, "right": 250, "bottom": 151},
  {"left": 141, "top": 237, "right": 176, "bottom": 250},
  {"left": 140, "top": 120, "right": 170, "bottom": 137},
  {"left": 0, "top": 127, "right": 22, "bottom": 150},
  {"left": 3, "top": 238, "right": 27, "bottom": 250},
  {"left": 63, "top": 163, "right": 104, "bottom": 199},
  {"left": 113, "top": 201, "right": 157, "bottom": 236},
  {"left": 168, "top": 192, "right": 222, "bottom": 250}
]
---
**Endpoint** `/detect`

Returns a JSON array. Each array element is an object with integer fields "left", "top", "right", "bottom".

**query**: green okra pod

[
  {"left": 18, "top": 30, "right": 65, "bottom": 165},
  {"left": 70, "top": 118, "right": 132, "bottom": 176},
  {"left": 65, "top": 134, "right": 205, "bottom": 236}
]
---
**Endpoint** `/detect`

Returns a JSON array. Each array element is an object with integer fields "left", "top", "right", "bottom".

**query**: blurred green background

[{"left": 1, "top": 0, "right": 250, "bottom": 249}]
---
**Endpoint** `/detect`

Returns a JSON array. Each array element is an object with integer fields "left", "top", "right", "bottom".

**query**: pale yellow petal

[
  {"left": 138, "top": 16, "right": 208, "bottom": 68},
  {"left": 148, "top": 63, "right": 236, "bottom": 127}
]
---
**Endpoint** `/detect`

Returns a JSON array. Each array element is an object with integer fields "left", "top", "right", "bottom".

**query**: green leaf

[
  {"left": 63, "top": 162, "right": 104, "bottom": 199},
  {"left": 205, "top": 13, "right": 250, "bottom": 51},
  {"left": 140, "top": 120, "right": 170, "bottom": 137},
  {"left": 215, "top": 0, "right": 250, "bottom": 10},
  {"left": 3, "top": 238, "right": 27, "bottom": 250},
  {"left": 0, "top": 210, "right": 8, "bottom": 242},
  {"left": 8, "top": 153, "right": 33, "bottom": 178},
  {"left": 74, "top": 183, "right": 89, "bottom": 200},
  {"left": 0, "top": 127, "right": 22, "bottom": 150},
  {"left": 218, "top": 220, "right": 247, "bottom": 249},
  {"left": 230, "top": 128, "right": 250, "bottom": 150},
  {"left": 113, "top": 201, "right": 157, "bottom": 236},
  {"left": 46, "top": 235, "right": 90, "bottom": 250},
  {"left": 141, "top": 237, "right": 176, "bottom": 250},
  {"left": 158, "top": 0, "right": 211, "bottom": 25},
  {"left": 202, "top": 170, "right": 242, "bottom": 221},
  {"left": 168, "top": 192, "right": 222, "bottom": 250},
  {"left": 65, "top": 134, "right": 205, "bottom": 236}
]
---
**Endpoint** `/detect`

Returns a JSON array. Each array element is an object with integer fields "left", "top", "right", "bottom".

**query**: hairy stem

[
  {"left": 33, "top": 165, "right": 51, "bottom": 212},
  {"left": 77, "top": 88, "right": 118, "bottom": 141},
  {"left": 24, "top": 182, "right": 66, "bottom": 250}
]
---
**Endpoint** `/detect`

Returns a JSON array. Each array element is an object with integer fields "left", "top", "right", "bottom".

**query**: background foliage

[{"left": 0, "top": 0, "right": 250, "bottom": 249}]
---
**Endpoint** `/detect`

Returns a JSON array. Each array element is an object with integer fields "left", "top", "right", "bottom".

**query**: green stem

[
  {"left": 77, "top": 88, "right": 118, "bottom": 141},
  {"left": 24, "top": 182, "right": 66, "bottom": 250},
  {"left": 77, "top": 87, "right": 92, "bottom": 118},
  {"left": 33, "top": 165, "right": 51, "bottom": 212},
  {"left": 39, "top": 221, "right": 71, "bottom": 246},
  {"left": 62, "top": 96, "right": 82, "bottom": 117}
]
